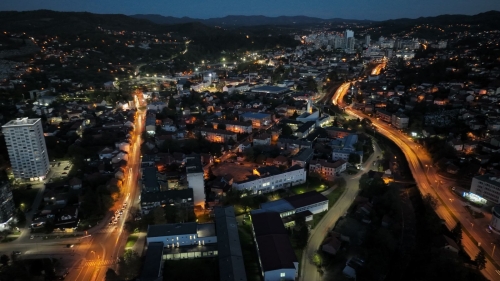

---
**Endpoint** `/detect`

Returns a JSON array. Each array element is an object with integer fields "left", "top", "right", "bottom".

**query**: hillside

[
  {"left": 365, "top": 10, "right": 500, "bottom": 38},
  {"left": 0, "top": 10, "right": 165, "bottom": 36},
  {"left": 132, "top": 14, "right": 373, "bottom": 27}
]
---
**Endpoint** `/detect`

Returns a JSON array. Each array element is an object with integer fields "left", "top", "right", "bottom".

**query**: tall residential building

[
  {"left": 2, "top": 118, "right": 50, "bottom": 181},
  {"left": 365, "top": 35, "right": 371, "bottom": 46}
]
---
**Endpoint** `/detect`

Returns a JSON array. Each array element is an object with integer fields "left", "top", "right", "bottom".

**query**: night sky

[{"left": 0, "top": 0, "right": 499, "bottom": 20}]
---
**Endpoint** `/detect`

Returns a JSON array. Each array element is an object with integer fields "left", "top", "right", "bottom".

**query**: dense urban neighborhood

[{"left": 0, "top": 8, "right": 499, "bottom": 281}]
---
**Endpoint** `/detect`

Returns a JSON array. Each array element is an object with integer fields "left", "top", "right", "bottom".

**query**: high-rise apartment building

[
  {"left": 2, "top": 118, "right": 50, "bottom": 181},
  {"left": 365, "top": 35, "right": 371, "bottom": 46}
]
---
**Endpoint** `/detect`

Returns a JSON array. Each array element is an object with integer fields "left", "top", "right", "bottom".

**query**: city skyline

[{"left": 0, "top": 0, "right": 499, "bottom": 21}]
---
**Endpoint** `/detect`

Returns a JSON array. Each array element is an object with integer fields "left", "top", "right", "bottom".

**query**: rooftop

[
  {"left": 196, "top": 223, "right": 216, "bottom": 238},
  {"left": 186, "top": 155, "right": 203, "bottom": 174},
  {"left": 3, "top": 117, "right": 39, "bottom": 127},
  {"left": 285, "top": 191, "right": 328, "bottom": 209},
  {"left": 139, "top": 242, "right": 163, "bottom": 281},
  {"left": 215, "top": 206, "right": 247, "bottom": 281},
  {"left": 240, "top": 112, "right": 271, "bottom": 120},
  {"left": 147, "top": 222, "right": 198, "bottom": 238}
]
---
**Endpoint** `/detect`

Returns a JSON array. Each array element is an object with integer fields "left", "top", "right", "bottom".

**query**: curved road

[{"left": 333, "top": 78, "right": 500, "bottom": 281}]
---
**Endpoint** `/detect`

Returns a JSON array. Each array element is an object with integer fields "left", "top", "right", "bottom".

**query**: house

[
  {"left": 442, "top": 235, "right": 460, "bottom": 253},
  {"left": 291, "top": 148, "right": 315, "bottom": 168},
  {"left": 253, "top": 134, "right": 271, "bottom": 146},
  {"left": 324, "top": 127, "right": 354, "bottom": 139},
  {"left": 273, "top": 155, "right": 289, "bottom": 166},
  {"left": 448, "top": 139, "right": 463, "bottom": 151},
  {"left": 322, "top": 236, "right": 342, "bottom": 255},
  {"left": 251, "top": 212, "right": 298, "bottom": 281},
  {"left": 211, "top": 120, "right": 253, "bottom": 134},
  {"left": 69, "top": 177, "right": 82, "bottom": 189},
  {"left": 198, "top": 128, "right": 237, "bottom": 143},
  {"left": 240, "top": 112, "right": 272, "bottom": 128},
  {"left": 309, "top": 159, "right": 347, "bottom": 178}
]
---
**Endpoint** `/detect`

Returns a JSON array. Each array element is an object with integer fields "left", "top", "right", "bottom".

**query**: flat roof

[
  {"left": 197, "top": 223, "right": 216, "bottom": 238},
  {"left": 140, "top": 189, "right": 193, "bottom": 204},
  {"left": 215, "top": 206, "right": 247, "bottom": 281},
  {"left": 251, "top": 85, "right": 288, "bottom": 94},
  {"left": 186, "top": 155, "right": 203, "bottom": 173},
  {"left": 240, "top": 112, "right": 271, "bottom": 120},
  {"left": 292, "top": 148, "right": 315, "bottom": 162},
  {"left": 142, "top": 167, "right": 159, "bottom": 192},
  {"left": 260, "top": 199, "right": 294, "bottom": 214},
  {"left": 139, "top": 242, "right": 164, "bottom": 281},
  {"left": 284, "top": 191, "right": 328, "bottom": 209},
  {"left": 3, "top": 117, "right": 40, "bottom": 127},
  {"left": 147, "top": 222, "right": 197, "bottom": 238}
]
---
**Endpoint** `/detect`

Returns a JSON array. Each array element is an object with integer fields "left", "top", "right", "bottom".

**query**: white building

[
  {"left": 332, "top": 134, "right": 361, "bottom": 163},
  {"left": 257, "top": 191, "right": 328, "bottom": 219},
  {"left": 470, "top": 175, "right": 500, "bottom": 204},
  {"left": 146, "top": 222, "right": 217, "bottom": 247},
  {"left": 232, "top": 165, "right": 306, "bottom": 195},
  {"left": 391, "top": 113, "right": 409, "bottom": 129},
  {"left": 186, "top": 155, "right": 205, "bottom": 209},
  {"left": 2, "top": 118, "right": 50, "bottom": 181}
]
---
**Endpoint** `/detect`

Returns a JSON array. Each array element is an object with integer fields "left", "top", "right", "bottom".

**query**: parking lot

[
  {"left": 212, "top": 162, "right": 255, "bottom": 182},
  {"left": 47, "top": 160, "right": 73, "bottom": 181}
]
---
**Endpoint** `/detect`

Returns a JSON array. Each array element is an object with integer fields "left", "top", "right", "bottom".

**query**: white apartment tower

[{"left": 2, "top": 118, "right": 50, "bottom": 181}]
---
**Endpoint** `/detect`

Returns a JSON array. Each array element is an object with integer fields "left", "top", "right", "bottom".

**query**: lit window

[{"left": 280, "top": 273, "right": 285, "bottom": 277}]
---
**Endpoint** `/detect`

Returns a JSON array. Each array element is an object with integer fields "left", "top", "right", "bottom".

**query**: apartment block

[
  {"left": 232, "top": 165, "right": 306, "bottom": 195},
  {"left": 2, "top": 118, "right": 50, "bottom": 180}
]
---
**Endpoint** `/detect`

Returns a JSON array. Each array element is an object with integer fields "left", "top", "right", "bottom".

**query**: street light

[{"left": 492, "top": 242, "right": 496, "bottom": 257}]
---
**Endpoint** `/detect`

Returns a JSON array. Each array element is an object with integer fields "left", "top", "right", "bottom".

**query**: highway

[
  {"left": 333, "top": 78, "right": 500, "bottom": 280},
  {"left": 300, "top": 139, "right": 383, "bottom": 281}
]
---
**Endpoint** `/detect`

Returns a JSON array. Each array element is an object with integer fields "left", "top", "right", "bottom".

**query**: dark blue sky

[{"left": 0, "top": 0, "right": 499, "bottom": 20}]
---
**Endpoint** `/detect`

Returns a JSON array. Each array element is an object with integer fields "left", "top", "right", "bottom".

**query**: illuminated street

[
  {"left": 65, "top": 102, "right": 146, "bottom": 281},
  {"left": 334, "top": 78, "right": 500, "bottom": 281}
]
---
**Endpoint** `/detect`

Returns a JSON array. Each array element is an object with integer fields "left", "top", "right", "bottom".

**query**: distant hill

[
  {"left": 367, "top": 10, "right": 500, "bottom": 38},
  {"left": 0, "top": 10, "right": 165, "bottom": 36},
  {"left": 131, "top": 14, "right": 373, "bottom": 27}
]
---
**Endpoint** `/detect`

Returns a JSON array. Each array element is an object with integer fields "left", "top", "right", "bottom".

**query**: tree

[
  {"left": 0, "top": 254, "right": 9, "bottom": 266},
  {"left": 451, "top": 222, "right": 463, "bottom": 245},
  {"left": 281, "top": 125, "right": 293, "bottom": 137},
  {"left": 152, "top": 206, "right": 166, "bottom": 225},
  {"left": 292, "top": 215, "right": 308, "bottom": 249},
  {"left": 474, "top": 248, "right": 487, "bottom": 270},
  {"left": 348, "top": 153, "right": 361, "bottom": 165},
  {"left": 423, "top": 194, "right": 438, "bottom": 210},
  {"left": 118, "top": 250, "right": 141, "bottom": 280},
  {"left": 105, "top": 268, "right": 120, "bottom": 281}
]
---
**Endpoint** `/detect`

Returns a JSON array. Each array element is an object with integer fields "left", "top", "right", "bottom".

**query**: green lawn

[
  {"left": 291, "top": 183, "right": 328, "bottom": 195},
  {"left": 327, "top": 186, "right": 346, "bottom": 208},
  {"left": 311, "top": 212, "right": 327, "bottom": 229},
  {"left": 126, "top": 234, "right": 138, "bottom": 248}
]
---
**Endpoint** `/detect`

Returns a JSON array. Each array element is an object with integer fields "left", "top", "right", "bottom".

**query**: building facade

[
  {"left": 470, "top": 175, "right": 500, "bottom": 204},
  {"left": 198, "top": 128, "right": 237, "bottom": 143},
  {"left": 211, "top": 120, "right": 252, "bottom": 134},
  {"left": 391, "top": 113, "right": 409, "bottom": 129},
  {"left": 2, "top": 118, "right": 50, "bottom": 180},
  {"left": 186, "top": 155, "right": 206, "bottom": 209},
  {"left": 232, "top": 165, "right": 306, "bottom": 195}
]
